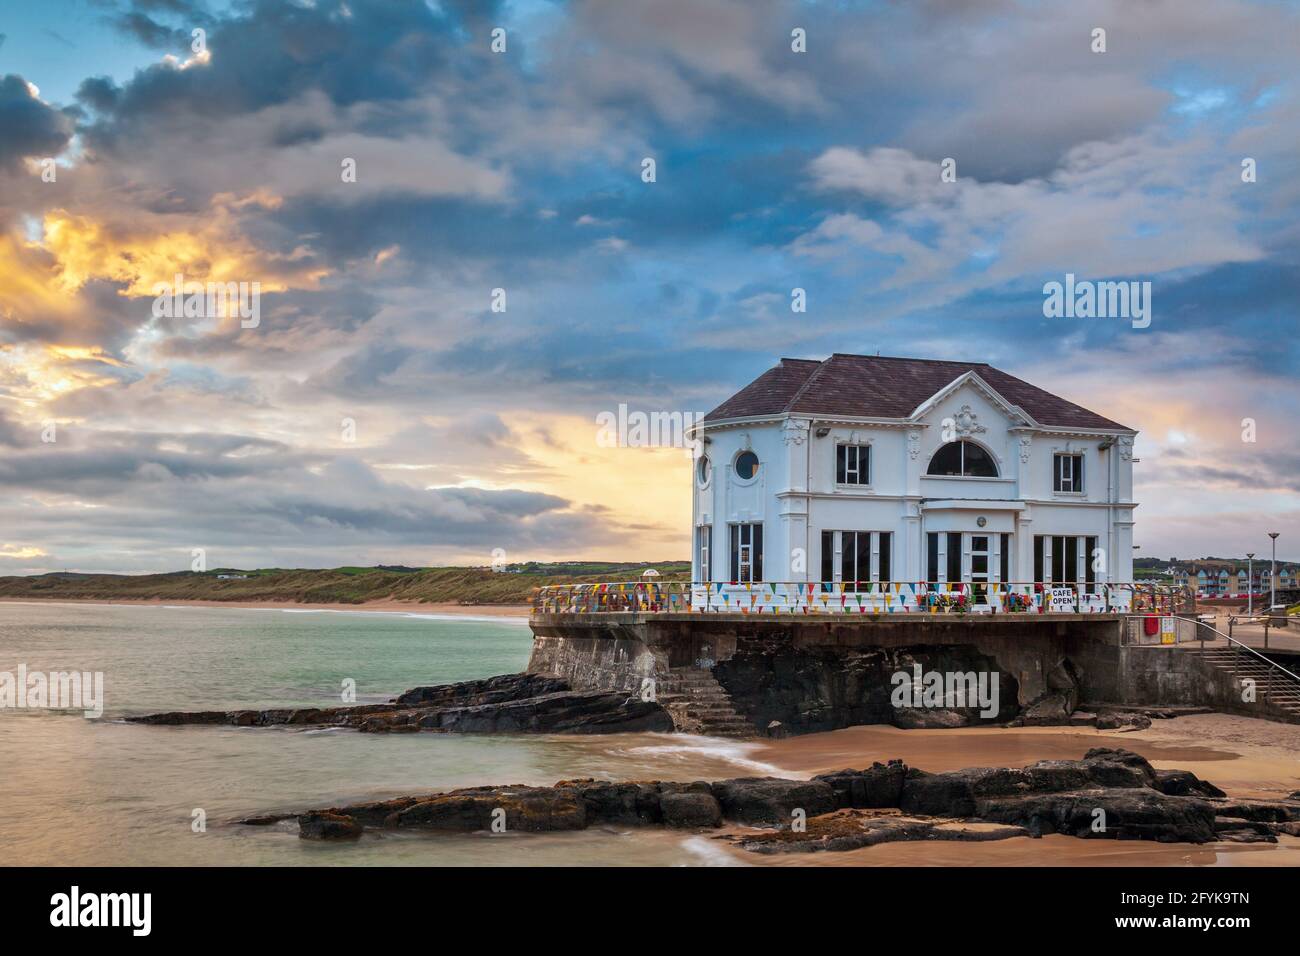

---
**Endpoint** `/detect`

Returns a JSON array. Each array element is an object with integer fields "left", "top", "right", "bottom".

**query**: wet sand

[
  {"left": 729, "top": 832, "right": 1300, "bottom": 867},
  {"left": 0, "top": 597, "right": 531, "bottom": 618}
]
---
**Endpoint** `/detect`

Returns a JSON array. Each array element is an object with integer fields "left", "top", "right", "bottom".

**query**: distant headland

[{"left": 0, "top": 562, "right": 689, "bottom": 610}]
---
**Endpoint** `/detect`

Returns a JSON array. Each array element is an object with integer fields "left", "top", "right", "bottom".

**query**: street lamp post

[
  {"left": 1246, "top": 553, "right": 1255, "bottom": 616},
  {"left": 1268, "top": 532, "right": 1280, "bottom": 614}
]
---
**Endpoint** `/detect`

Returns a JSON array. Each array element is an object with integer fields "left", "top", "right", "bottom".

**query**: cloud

[
  {"left": 0, "top": 0, "right": 1297, "bottom": 569},
  {"left": 0, "top": 74, "right": 76, "bottom": 170}
]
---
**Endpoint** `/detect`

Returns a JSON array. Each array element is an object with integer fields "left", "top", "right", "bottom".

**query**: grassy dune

[{"left": 0, "top": 562, "right": 690, "bottom": 606}]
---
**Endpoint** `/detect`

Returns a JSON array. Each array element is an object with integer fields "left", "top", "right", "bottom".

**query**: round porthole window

[
  {"left": 697, "top": 455, "right": 711, "bottom": 486},
  {"left": 735, "top": 451, "right": 759, "bottom": 480}
]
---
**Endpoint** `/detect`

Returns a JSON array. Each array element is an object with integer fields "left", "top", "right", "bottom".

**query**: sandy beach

[
  {"left": 0, "top": 597, "right": 531, "bottom": 618},
  {"left": 753, "top": 713, "right": 1300, "bottom": 799},
  {"left": 732, "top": 714, "right": 1300, "bottom": 866}
]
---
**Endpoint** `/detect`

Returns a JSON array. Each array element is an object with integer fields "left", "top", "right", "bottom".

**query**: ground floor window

[
  {"left": 1034, "top": 534, "right": 1099, "bottom": 591},
  {"left": 696, "top": 525, "right": 711, "bottom": 580},
  {"left": 820, "top": 531, "right": 891, "bottom": 589},
  {"left": 925, "top": 532, "right": 1013, "bottom": 585},
  {"left": 729, "top": 523, "right": 763, "bottom": 583}
]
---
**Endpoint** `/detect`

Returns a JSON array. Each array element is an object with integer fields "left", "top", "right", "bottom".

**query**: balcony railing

[{"left": 532, "top": 581, "right": 1193, "bottom": 617}]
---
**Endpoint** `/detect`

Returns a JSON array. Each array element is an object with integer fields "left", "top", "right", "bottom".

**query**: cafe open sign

[{"left": 1047, "top": 587, "right": 1077, "bottom": 612}]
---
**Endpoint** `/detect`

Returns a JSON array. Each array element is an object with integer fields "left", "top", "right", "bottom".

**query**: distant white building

[{"left": 690, "top": 354, "right": 1137, "bottom": 591}]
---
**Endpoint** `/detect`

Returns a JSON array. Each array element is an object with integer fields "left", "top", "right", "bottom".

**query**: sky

[{"left": 0, "top": 0, "right": 1297, "bottom": 574}]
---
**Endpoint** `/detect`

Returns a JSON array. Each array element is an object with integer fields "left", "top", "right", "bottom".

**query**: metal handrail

[{"left": 1193, "top": 619, "right": 1300, "bottom": 685}]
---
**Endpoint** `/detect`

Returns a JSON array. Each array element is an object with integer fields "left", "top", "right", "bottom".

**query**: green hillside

[{"left": 0, "top": 562, "right": 690, "bottom": 606}]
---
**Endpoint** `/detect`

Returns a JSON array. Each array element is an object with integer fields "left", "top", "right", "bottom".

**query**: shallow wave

[
  {"left": 617, "top": 737, "right": 787, "bottom": 776},
  {"left": 679, "top": 835, "right": 746, "bottom": 866}
]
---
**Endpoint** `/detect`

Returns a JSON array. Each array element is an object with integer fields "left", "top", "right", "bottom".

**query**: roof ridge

[
  {"left": 830, "top": 352, "right": 991, "bottom": 366},
  {"left": 783, "top": 356, "right": 833, "bottom": 412}
]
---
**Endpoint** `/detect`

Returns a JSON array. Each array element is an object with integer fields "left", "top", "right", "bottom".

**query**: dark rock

[
  {"left": 1153, "top": 769, "right": 1226, "bottom": 798},
  {"left": 712, "top": 645, "right": 1020, "bottom": 735},
  {"left": 129, "top": 672, "right": 672, "bottom": 736},
  {"left": 396, "top": 787, "right": 586, "bottom": 832},
  {"left": 976, "top": 789, "right": 1218, "bottom": 843},
  {"left": 298, "top": 812, "right": 363, "bottom": 840},
  {"left": 893, "top": 708, "right": 969, "bottom": 729},
  {"left": 393, "top": 673, "right": 569, "bottom": 707},
  {"left": 815, "top": 760, "right": 908, "bottom": 809},
  {"left": 659, "top": 792, "right": 722, "bottom": 828},
  {"left": 1217, "top": 828, "right": 1277, "bottom": 844},
  {"left": 426, "top": 691, "right": 673, "bottom": 734},
  {"left": 558, "top": 779, "right": 669, "bottom": 825},
  {"left": 1212, "top": 799, "right": 1300, "bottom": 823},
  {"left": 709, "top": 777, "right": 837, "bottom": 824},
  {"left": 734, "top": 810, "right": 1034, "bottom": 855},
  {"left": 1020, "top": 692, "right": 1074, "bottom": 726},
  {"left": 1095, "top": 712, "right": 1153, "bottom": 731}
]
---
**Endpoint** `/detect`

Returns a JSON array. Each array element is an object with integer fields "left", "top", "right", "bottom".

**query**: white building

[{"left": 690, "top": 354, "right": 1137, "bottom": 598}]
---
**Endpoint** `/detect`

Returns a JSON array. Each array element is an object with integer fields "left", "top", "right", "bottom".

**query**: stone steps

[
  {"left": 657, "top": 667, "right": 755, "bottom": 738},
  {"left": 1196, "top": 651, "right": 1300, "bottom": 716}
]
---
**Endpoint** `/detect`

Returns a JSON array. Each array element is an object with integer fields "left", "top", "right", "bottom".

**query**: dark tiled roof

[{"left": 704, "top": 354, "right": 1132, "bottom": 431}]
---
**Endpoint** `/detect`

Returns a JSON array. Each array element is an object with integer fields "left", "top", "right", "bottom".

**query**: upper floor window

[
  {"left": 1053, "top": 453, "right": 1083, "bottom": 493},
  {"left": 734, "top": 450, "right": 759, "bottom": 480},
  {"left": 836, "top": 443, "right": 870, "bottom": 485},
  {"left": 696, "top": 455, "right": 711, "bottom": 487},
  {"left": 926, "top": 440, "right": 998, "bottom": 478}
]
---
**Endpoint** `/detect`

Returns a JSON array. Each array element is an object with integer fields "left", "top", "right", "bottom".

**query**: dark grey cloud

[{"left": 0, "top": 74, "right": 76, "bottom": 169}]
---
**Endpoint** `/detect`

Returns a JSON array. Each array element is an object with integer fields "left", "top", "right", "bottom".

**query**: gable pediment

[{"left": 907, "top": 371, "right": 1035, "bottom": 429}]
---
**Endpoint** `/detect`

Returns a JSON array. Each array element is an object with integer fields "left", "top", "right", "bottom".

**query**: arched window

[{"left": 927, "top": 441, "right": 998, "bottom": 478}]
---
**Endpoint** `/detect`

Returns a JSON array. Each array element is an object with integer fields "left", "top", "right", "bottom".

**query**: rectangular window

[
  {"left": 927, "top": 532, "right": 940, "bottom": 583},
  {"left": 835, "top": 444, "right": 870, "bottom": 485},
  {"left": 1000, "top": 534, "right": 1010, "bottom": 583},
  {"left": 1036, "top": 534, "right": 1091, "bottom": 585},
  {"left": 1054, "top": 453, "right": 1084, "bottom": 493},
  {"left": 696, "top": 526, "right": 711, "bottom": 581},
  {"left": 946, "top": 532, "right": 962, "bottom": 583},
  {"left": 822, "top": 531, "right": 892, "bottom": 589},
  {"left": 729, "top": 523, "right": 763, "bottom": 583}
]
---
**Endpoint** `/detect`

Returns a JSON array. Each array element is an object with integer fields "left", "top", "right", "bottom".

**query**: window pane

[
  {"left": 821, "top": 531, "right": 833, "bottom": 584},
  {"left": 1075, "top": 455, "right": 1083, "bottom": 492},
  {"left": 879, "top": 532, "right": 891, "bottom": 583},
  {"left": 947, "top": 532, "right": 962, "bottom": 582},
  {"left": 961, "top": 442, "right": 998, "bottom": 477},
  {"left": 1085, "top": 535, "right": 1097, "bottom": 591},
  {"left": 856, "top": 532, "right": 871, "bottom": 585},
  {"left": 1064, "top": 536, "right": 1078, "bottom": 583},
  {"left": 735, "top": 451, "right": 758, "bottom": 480},
  {"left": 836, "top": 445, "right": 846, "bottom": 484},
  {"left": 927, "top": 532, "right": 939, "bottom": 582},
  {"left": 840, "top": 532, "right": 854, "bottom": 585},
  {"left": 1000, "top": 534, "right": 1010, "bottom": 582},
  {"left": 1034, "top": 535, "right": 1045, "bottom": 583},
  {"left": 927, "top": 442, "right": 964, "bottom": 476},
  {"left": 862, "top": 445, "right": 870, "bottom": 484},
  {"left": 730, "top": 525, "right": 739, "bottom": 582},
  {"left": 752, "top": 524, "right": 763, "bottom": 581}
]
